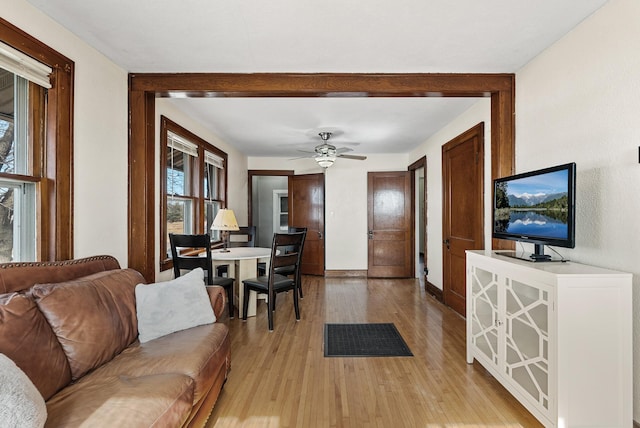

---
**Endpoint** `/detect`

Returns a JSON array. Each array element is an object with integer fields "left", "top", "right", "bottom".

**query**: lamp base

[{"left": 218, "top": 248, "right": 231, "bottom": 253}]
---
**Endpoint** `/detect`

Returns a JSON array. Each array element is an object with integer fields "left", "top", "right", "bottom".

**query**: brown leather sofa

[{"left": 0, "top": 255, "right": 231, "bottom": 427}]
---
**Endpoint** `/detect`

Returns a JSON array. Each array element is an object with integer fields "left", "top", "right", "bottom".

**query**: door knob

[
  {"left": 368, "top": 230, "right": 374, "bottom": 239},
  {"left": 443, "top": 238, "right": 450, "bottom": 250}
]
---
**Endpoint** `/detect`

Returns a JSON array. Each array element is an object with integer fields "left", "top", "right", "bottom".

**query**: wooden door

[
  {"left": 442, "top": 123, "right": 484, "bottom": 317},
  {"left": 289, "top": 173, "right": 325, "bottom": 275},
  {"left": 367, "top": 171, "right": 413, "bottom": 278}
]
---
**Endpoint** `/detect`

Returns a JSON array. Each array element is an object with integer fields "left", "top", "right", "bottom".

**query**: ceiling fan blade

[
  {"left": 289, "top": 155, "right": 316, "bottom": 160},
  {"left": 338, "top": 154, "right": 367, "bottom": 160},
  {"left": 289, "top": 149, "right": 317, "bottom": 160},
  {"left": 335, "top": 147, "right": 353, "bottom": 154}
]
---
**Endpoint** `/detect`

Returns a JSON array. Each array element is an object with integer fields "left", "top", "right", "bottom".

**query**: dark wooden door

[
  {"left": 289, "top": 173, "right": 325, "bottom": 275},
  {"left": 442, "top": 123, "right": 484, "bottom": 317},
  {"left": 367, "top": 171, "right": 413, "bottom": 278}
]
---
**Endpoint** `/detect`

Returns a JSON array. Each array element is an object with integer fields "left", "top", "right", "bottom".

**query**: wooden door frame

[
  {"left": 247, "top": 169, "right": 294, "bottom": 229},
  {"left": 128, "top": 73, "right": 515, "bottom": 282},
  {"left": 408, "top": 156, "right": 439, "bottom": 297}
]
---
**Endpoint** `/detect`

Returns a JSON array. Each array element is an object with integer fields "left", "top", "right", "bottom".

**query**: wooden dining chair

[
  {"left": 169, "top": 233, "right": 236, "bottom": 318},
  {"left": 228, "top": 226, "right": 256, "bottom": 247},
  {"left": 241, "top": 232, "right": 305, "bottom": 331},
  {"left": 273, "top": 226, "right": 307, "bottom": 298}
]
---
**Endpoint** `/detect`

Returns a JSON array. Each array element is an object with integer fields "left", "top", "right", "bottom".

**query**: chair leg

[
  {"left": 227, "top": 286, "right": 234, "bottom": 319},
  {"left": 296, "top": 273, "right": 303, "bottom": 299},
  {"left": 268, "top": 291, "right": 275, "bottom": 331},
  {"left": 293, "top": 284, "right": 300, "bottom": 321},
  {"left": 242, "top": 284, "right": 250, "bottom": 321}
]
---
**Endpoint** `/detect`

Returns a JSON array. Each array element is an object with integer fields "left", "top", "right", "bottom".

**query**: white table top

[{"left": 210, "top": 247, "right": 271, "bottom": 260}]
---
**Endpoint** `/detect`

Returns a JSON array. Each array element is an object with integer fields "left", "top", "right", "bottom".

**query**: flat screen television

[{"left": 493, "top": 162, "right": 576, "bottom": 262}]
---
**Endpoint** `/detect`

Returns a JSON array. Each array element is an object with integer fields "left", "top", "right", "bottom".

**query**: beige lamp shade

[{"left": 211, "top": 209, "right": 240, "bottom": 231}]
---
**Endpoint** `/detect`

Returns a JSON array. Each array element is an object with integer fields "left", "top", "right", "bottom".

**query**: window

[
  {"left": 166, "top": 130, "right": 196, "bottom": 240},
  {"left": 0, "top": 19, "right": 74, "bottom": 262},
  {"left": 160, "top": 116, "right": 227, "bottom": 270},
  {"left": 0, "top": 44, "right": 50, "bottom": 261},
  {"left": 204, "top": 150, "right": 225, "bottom": 241}
]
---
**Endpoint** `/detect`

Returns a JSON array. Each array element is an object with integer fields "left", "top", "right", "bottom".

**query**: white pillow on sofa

[
  {"left": 0, "top": 353, "right": 47, "bottom": 428},
  {"left": 135, "top": 268, "right": 216, "bottom": 343}
]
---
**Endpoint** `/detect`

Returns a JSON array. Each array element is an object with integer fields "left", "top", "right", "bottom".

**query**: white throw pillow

[
  {"left": 0, "top": 353, "right": 47, "bottom": 428},
  {"left": 135, "top": 268, "right": 216, "bottom": 343}
]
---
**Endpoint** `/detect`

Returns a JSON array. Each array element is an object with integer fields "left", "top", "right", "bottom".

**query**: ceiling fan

[{"left": 296, "top": 132, "right": 367, "bottom": 168}]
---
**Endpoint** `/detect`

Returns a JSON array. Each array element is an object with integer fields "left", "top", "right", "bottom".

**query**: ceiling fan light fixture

[{"left": 315, "top": 154, "right": 336, "bottom": 168}]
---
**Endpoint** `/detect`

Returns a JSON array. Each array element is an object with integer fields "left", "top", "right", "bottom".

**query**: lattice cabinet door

[
  {"left": 468, "top": 265, "right": 501, "bottom": 370},
  {"left": 503, "top": 277, "right": 554, "bottom": 422}
]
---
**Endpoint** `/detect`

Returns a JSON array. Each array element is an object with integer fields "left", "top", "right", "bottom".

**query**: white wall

[
  {"left": 514, "top": 0, "right": 640, "bottom": 418},
  {"left": 248, "top": 154, "right": 410, "bottom": 270},
  {"left": 155, "top": 99, "right": 248, "bottom": 281},
  {"left": 4, "top": 0, "right": 130, "bottom": 266},
  {"left": 408, "top": 99, "right": 492, "bottom": 289}
]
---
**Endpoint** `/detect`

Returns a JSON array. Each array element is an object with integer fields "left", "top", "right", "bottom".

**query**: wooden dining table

[{"left": 210, "top": 247, "right": 271, "bottom": 318}]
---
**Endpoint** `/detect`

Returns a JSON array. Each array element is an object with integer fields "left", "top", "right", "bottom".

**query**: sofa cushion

[
  {"left": 91, "top": 322, "right": 230, "bottom": 405},
  {"left": 45, "top": 373, "right": 194, "bottom": 428},
  {"left": 32, "top": 269, "right": 144, "bottom": 380},
  {"left": 0, "top": 293, "right": 71, "bottom": 400},
  {"left": 135, "top": 268, "right": 216, "bottom": 343},
  {"left": 0, "top": 353, "right": 47, "bottom": 428}
]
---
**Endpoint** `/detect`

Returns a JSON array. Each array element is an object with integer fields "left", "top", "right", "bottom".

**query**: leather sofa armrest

[{"left": 205, "top": 286, "right": 226, "bottom": 320}]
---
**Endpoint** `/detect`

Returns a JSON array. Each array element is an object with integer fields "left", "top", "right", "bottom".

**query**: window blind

[
  {"left": 167, "top": 131, "right": 198, "bottom": 157},
  {"left": 0, "top": 41, "right": 52, "bottom": 89},
  {"left": 205, "top": 151, "right": 224, "bottom": 169}
]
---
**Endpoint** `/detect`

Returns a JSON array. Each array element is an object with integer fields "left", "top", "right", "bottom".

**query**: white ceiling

[{"left": 27, "top": 0, "right": 609, "bottom": 157}]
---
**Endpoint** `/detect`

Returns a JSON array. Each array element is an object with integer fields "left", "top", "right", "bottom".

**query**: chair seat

[
  {"left": 243, "top": 274, "right": 293, "bottom": 292},
  {"left": 209, "top": 276, "right": 234, "bottom": 287}
]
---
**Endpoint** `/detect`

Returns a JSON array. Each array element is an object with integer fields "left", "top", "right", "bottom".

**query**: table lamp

[{"left": 211, "top": 208, "right": 239, "bottom": 252}]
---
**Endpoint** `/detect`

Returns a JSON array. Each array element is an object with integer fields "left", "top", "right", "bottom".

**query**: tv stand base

[{"left": 495, "top": 250, "right": 567, "bottom": 263}]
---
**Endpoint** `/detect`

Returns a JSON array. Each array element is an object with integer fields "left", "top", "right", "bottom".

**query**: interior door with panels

[
  {"left": 367, "top": 171, "right": 412, "bottom": 278},
  {"left": 442, "top": 123, "right": 484, "bottom": 316},
  {"left": 289, "top": 173, "right": 325, "bottom": 275}
]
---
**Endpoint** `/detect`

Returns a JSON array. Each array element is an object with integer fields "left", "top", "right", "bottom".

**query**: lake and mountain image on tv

[{"left": 494, "top": 169, "right": 570, "bottom": 239}]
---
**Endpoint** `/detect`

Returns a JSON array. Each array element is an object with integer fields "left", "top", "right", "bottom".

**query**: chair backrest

[
  {"left": 281, "top": 227, "right": 307, "bottom": 264},
  {"left": 169, "top": 233, "right": 213, "bottom": 285},
  {"left": 287, "top": 226, "right": 307, "bottom": 257},
  {"left": 228, "top": 226, "right": 256, "bottom": 248},
  {"left": 268, "top": 232, "right": 305, "bottom": 282}
]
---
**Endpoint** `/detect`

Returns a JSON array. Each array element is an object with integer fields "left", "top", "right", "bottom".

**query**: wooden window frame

[
  {"left": 160, "top": 116, "right": 227, "bottom": 271},
  {"left": 0, "top": 18, "right": 74, "bottom": 261}
]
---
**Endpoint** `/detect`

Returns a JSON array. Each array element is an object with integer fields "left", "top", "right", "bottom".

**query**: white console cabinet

[{"left": 466, "top": 250, "right": 632, "bottom": 428}]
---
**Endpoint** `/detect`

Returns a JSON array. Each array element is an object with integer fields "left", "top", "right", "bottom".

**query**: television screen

[{"left": 493, "top": 162, "right": 576, "bottom": 253}]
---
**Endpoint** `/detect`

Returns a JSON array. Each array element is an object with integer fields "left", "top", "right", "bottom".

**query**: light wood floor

[{"left": 207, "top": 276, "right": 542, "bottom": 428}]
